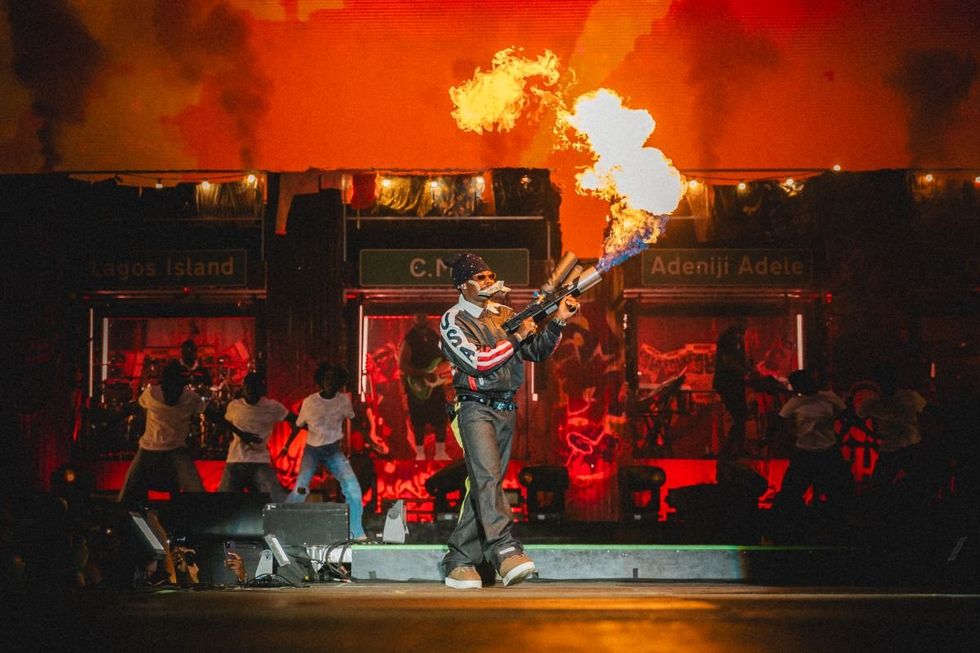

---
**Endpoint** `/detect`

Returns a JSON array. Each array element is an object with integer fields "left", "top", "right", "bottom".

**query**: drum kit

[{"left": 87, "top": 353, "right": 253, "bottom": 457}]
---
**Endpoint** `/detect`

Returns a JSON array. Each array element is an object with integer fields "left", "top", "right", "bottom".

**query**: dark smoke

[
  {"left": 673, "top": 0, "right": 780, "bottom": 168},
  {"left": 887, "top": 49, "right": 977, "bottom": 166},
  {"left": 152, "top": 0, "right": 270, "bottom": 167},
  {"left": 3, "top": 0, "right": 107, "bottom": 170}
]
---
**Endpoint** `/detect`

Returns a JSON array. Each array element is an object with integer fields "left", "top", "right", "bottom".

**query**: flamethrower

[{"left": 503, "top": 251, "right": 603, "bottom": 335}]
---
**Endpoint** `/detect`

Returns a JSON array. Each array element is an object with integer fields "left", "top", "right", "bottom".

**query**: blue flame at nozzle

[{"left": 596, "top": 214, "right": 669, "bottom": 273}]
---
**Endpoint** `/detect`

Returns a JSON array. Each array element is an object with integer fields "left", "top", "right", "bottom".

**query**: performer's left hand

[{"left": 556, "top": 297, "right": 579, "bottom": 321}]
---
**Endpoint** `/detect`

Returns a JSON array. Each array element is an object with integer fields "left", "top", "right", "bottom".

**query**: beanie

[{"left": 445, "top": 252, "right": 491, "bottom": 288}]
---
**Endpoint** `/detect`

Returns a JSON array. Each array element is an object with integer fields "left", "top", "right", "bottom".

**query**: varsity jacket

[{"left": 440, "top": 294, "right": 563, "bottom": 395}]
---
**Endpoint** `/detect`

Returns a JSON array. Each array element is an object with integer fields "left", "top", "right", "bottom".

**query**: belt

[{"left": 456, "top": 392, "right": 517, "bottom": 412}]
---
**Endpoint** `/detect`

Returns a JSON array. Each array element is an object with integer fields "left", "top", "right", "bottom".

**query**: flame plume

[
  {"left": 449, "top": 48, "right": 564, "bottom": 134},
  {"left": 558, "top": 89, "right": 685, "bottom": 268},
  {"left": 450, "top": 50, "right": 685, "bottom": 268}
]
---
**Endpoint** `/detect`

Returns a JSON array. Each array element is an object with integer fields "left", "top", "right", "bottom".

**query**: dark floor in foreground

[{"left": 12, "top": 581, "right": 980, "bottom": 653}]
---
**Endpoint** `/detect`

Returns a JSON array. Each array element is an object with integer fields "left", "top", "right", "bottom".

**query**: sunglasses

[{"left": 471, "top": 272, "right": 496, "bottom": 282}]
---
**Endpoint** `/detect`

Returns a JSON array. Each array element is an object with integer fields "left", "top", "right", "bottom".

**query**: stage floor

[{"left": 14, "top": 582, "right": 980, "bottom": 653}]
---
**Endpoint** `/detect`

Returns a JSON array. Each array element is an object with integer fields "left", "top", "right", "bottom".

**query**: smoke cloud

[
  {"left": 887, "top": 48, "right": 977, "bottom": 166},
  {"left": 3, "top": 0, "right": 106, "bottom": 170},
  {"left": 673, "top": 0, "right": 780, "bottom": 168},
  {"left": 151, "top": 1, "right": 271, "bottom": 167}
]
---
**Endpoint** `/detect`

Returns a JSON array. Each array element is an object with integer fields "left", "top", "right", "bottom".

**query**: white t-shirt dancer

[
  {"left": 296, "top": 392, "right": 354, "bottom": 447},
  {"left": 857, "top": 389, "right": 926, "bottom": 453},
  {"left": 778, "top": 391, "right": 846, "bottom": 452},
  {"left": 224, "top": 397, "right": 290, "bottom": 463},
  {"left": 138, "top": 385, "right": 207, "bottom": 451}
]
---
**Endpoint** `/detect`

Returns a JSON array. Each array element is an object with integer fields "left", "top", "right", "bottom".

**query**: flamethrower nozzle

[
  {"left": 540, "top": 251, "right": 578, "bottom": 296},
  {"left": 572, "top": 266, "right": 601, "bottom": 295}
]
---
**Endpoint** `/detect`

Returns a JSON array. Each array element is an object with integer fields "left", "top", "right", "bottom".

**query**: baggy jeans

[{"left": 442, "top": 400, "right": 523, "bottom": 574}]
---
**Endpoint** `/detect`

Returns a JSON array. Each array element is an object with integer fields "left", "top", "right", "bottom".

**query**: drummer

[{"left": 179, "top": 339, "right": 212, "bottom": 389}]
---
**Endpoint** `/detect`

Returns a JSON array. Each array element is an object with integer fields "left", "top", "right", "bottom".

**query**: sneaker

[
  {"left": 498, "top": 553, "right": 536, "bottom": 587},
  {"left": 444, "top": 565, "right": 482, "bottom": 589}
]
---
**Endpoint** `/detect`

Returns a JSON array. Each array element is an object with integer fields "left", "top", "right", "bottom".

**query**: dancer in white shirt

[
  {"left": 217, "top": 372, "right": 296, "bottom": 502},
  {"left": 282, "top": 363, "right": 366, "bottom": 541},
  {"left": 118, "top": 361, "right": 206, "bottom": 507}
]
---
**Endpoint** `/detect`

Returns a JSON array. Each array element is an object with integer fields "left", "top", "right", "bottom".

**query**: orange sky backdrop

[{"left": 2, "top": 0, "right": 978, "bottom": 256}]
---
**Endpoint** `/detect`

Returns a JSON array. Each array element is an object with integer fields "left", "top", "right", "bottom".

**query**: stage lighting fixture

[
  {"left": 425, "top": 460, "right": 468, "bottom": 518},
  {"left": 128, "top": 511, "right": 167, "bottom": 560},
  {"left": 262, "top": 533, "right": 308, "bottom": 587},
  {"left": 618, "top": 465, "right": 667, "bottom": 522},
  {"left": 519, "top": 465, "right": 569, "bottom": 521},
  {"left": 382, "top": 499, "right": 408, "bottom": 543}
]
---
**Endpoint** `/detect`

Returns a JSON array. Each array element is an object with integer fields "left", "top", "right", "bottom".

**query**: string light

[
  {"left": 832, "top": 164, "right": 842, "bottom": 172},
  {"left": 155, "top": 179, "right": 163, "bottom": 189},
  {"left": 737, "top": 182, "right": 747, "bottom": 192},
  {"left": 380, "top": 178, "right": 392, "bottom": 189},
  {"left": 923, "top": 173, "right": 934, "bottom": 183},
  {"left": 687, "top": 179, "right": 701, "bottom": 191},
  {"left": 245, "top": 173, "right": 257, "bottom": 186},
  {"left": 200, "top": 180, "right": 211, "bottom": 190}
]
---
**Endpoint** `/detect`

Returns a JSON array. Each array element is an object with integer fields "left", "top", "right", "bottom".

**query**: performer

[
  {"left": 215, "top": 372, "right": 296, "bottom": 502},
  {"left": 178, "top": 339, "right": 212, "bottom": 389},
  {"left": 438, "top": 252, "right": 578, "bottom": 589},
  {"left": 117, "top": 360, "right": 206, "bottom": 507},
  {"left": 773, "top": 369, "right": 854, "bottom": 515},
  {"left": 399, "top": 312, "right": 451, "bottom": 461},
  {"left": 712, "top": 318, "right": 753, "bottom": 459},
  {"left": 281, "top": 363, "right": 367, "bottom": 541},
  {"left": 856, "top": 365, "right": 928, "bottom": 494}
]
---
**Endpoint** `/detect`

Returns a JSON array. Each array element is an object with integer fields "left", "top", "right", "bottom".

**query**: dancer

[
  {"left": 282, "top": 363, "right": 367, "bottom": 541},
  {"left": 216, "top": 372, "right": 295, "bottom": 501}
]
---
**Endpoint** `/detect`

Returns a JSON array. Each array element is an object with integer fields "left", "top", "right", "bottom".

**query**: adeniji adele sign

[{"left": 641, "top": 249, "right": 812, "bottom": 287}]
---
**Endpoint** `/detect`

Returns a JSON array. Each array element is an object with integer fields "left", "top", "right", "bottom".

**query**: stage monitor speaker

[
  {"left": 160, "top": 492, "right": 268, "bottom": 540},
  {"left": 716, "top": 461, "right": 768, "bottom": 499},
  {"left": 382, "top": 499, "right": 408, "bottom": 543},
  {"left": 262, "top": 502, "right": 349, "bottom": 547}
]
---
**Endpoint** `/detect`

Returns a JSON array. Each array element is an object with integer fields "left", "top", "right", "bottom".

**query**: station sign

[
  {"left": 86, "top": 249, "right": 248, "bottom": 288},
  {"left": 641, "top": 248, "right": 812, "bottom": 287},
  {"left": 360, "top": 249, "right": 529, "bottom": 287}
]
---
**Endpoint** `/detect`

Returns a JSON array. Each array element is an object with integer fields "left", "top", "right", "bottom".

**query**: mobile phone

[{"left": 225, "top": 540, "right": 236, "bottom": 555}]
